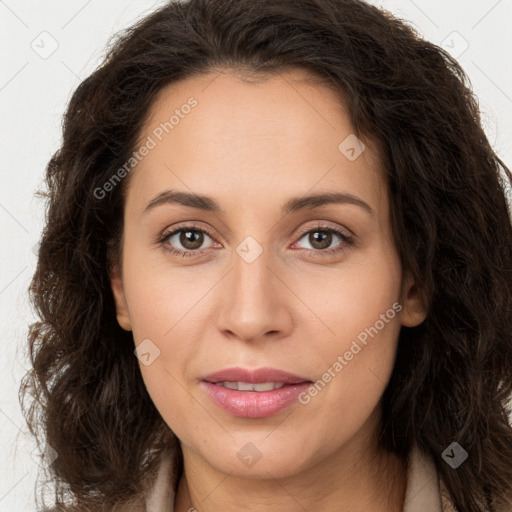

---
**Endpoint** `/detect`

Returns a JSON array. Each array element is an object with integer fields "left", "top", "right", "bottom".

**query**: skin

[{"left": 110, "top": 67, "right": 427, "bottom": 512}]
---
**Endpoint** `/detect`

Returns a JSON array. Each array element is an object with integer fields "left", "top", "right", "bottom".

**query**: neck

[{"left": 173, "top": 435, "right": 407, "bottom": 512}]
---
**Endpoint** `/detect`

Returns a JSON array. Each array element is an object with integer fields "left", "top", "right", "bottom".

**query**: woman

[{"left": 21, "top": 0, "right": 512, "bottom": 510}]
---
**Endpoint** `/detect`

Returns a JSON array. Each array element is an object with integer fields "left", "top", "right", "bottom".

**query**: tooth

[
  {"left": 253, "top": 382, "right": 275, "bottom": 392},
  {"left": 222, "top": 381, "right": 239, "bottom": 390},
  {"left": 214, "top": 381, "right": 288, "bottom": 391}
]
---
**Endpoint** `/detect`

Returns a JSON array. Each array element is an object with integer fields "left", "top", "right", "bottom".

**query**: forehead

[
  {"left": 126, "top": 67, "right": 386, "bottom": 218},
  {"left": 140, "top": 68, "right": 349, "bottom": 152}
]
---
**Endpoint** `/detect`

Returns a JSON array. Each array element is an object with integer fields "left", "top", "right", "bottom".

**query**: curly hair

[{"left": 20, "top": 0, "right": 512, "bottom": 510}]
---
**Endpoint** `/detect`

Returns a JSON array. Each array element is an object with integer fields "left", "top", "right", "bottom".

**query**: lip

[
  {"left": 203, "top": 367, "right": 310, "bottom": 385},
  {"left": 202, "top": 367, "right": 312, "bottom": 418}
]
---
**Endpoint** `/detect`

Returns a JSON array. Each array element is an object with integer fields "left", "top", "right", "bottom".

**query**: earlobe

[
  {"left": 110, "top": 264, "right": 132, "bottom": 332},
  {"left": 400, "top": 274, "right": 428, "bottom": 327}
]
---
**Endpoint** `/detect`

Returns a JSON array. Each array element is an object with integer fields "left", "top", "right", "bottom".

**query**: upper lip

[{"left": 203, "top": 367, "right": 311, "bottom": 384}]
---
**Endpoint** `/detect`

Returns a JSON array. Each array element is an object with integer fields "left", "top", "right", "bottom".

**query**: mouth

[{"left": 202, "top": 367, "right": 313, "bottom": 418}]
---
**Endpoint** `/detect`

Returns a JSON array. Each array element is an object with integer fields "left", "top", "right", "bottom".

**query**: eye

[
  {"left": 293, "top": 224, "right": 354, "bottom": 256},
  {"left": 159, "top": 224, "right": 217, "bottom": 258}
]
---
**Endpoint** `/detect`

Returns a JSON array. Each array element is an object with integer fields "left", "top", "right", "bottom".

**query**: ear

[
  {"left": 110, "top": 263, "right": 132, "bottom": 331},
  {"left": 400, "top": 273, "right": 427, "bottom": 327}
]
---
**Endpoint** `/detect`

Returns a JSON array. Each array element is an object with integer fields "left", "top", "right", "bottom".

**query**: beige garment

[{"left": 144, "top": 444, "right": 455, "bottom": 512}]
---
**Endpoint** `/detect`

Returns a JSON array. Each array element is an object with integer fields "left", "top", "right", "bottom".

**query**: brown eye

[
  {"left": 307, "top": 230, "right": 333, "bottom": 250},
  {"left": 295, "top": 226, "right": 352, "bottom": 254},
  {"left": 160, "top": 226, "right": 216, "bottom": 257},
  {"left": 177, "top": 229, "right": 205, "bottom": 250}
]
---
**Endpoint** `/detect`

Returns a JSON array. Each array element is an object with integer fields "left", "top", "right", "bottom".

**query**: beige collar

[
  {"left": 403, "top": 445, "right": 443, "bottom": 512},
  {"left": 145, "top": 444, "right": 445, "bottom": 512}
]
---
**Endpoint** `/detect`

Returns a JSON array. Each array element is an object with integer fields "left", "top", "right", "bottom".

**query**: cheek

[
  {"left": 291, "top": 243, "right": 402, "bottom": 350},
  {"left": 290, "top": 244, "right": 403, "bottom": 408},
  {"left": 294, "top": 279, "right": 402, "bottom": 449},
  {"left": 121, "top": 235, "right": 214, "bottom": 339},
  {"left": 120, "top": 243, "right": 220, "bottom": 419}
]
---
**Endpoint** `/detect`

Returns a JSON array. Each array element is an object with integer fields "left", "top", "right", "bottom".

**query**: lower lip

[{"left": 202, "top": 381, "right": 312, "bottom": 418}]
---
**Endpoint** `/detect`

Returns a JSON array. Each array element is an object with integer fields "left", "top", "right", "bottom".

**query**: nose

[{"left": 215, "top": 241, "right": 293, "bottom": 344}]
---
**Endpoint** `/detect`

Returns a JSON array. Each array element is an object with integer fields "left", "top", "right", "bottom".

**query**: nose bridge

[
  {"left": 235, "top": 236, "right": 273, "bottom": 298},
  {"left": 216, "top": 234, "right": 290, "bottom": 342}
]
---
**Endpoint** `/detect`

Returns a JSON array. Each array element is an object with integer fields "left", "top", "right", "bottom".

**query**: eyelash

[{"left": 158, "top": 223, "right": 355, "bottom": 258}]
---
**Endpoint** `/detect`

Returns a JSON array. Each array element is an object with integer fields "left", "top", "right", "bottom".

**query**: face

[{"left": 110, "top": 68, "right": 426, "bottom": 479}]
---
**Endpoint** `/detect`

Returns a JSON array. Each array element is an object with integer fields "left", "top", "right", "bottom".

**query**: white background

[{"left": 1, "top": 1, "right": 511, "bottom": 510}]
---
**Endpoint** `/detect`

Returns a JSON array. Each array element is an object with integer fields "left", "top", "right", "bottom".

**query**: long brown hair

[{"left": 21, "top": 0, "right": 512, "bottom": 510}]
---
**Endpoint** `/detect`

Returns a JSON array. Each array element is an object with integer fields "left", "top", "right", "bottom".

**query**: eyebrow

[{"left": 142, "top": 189, "right": 374, "bottom": 217}]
